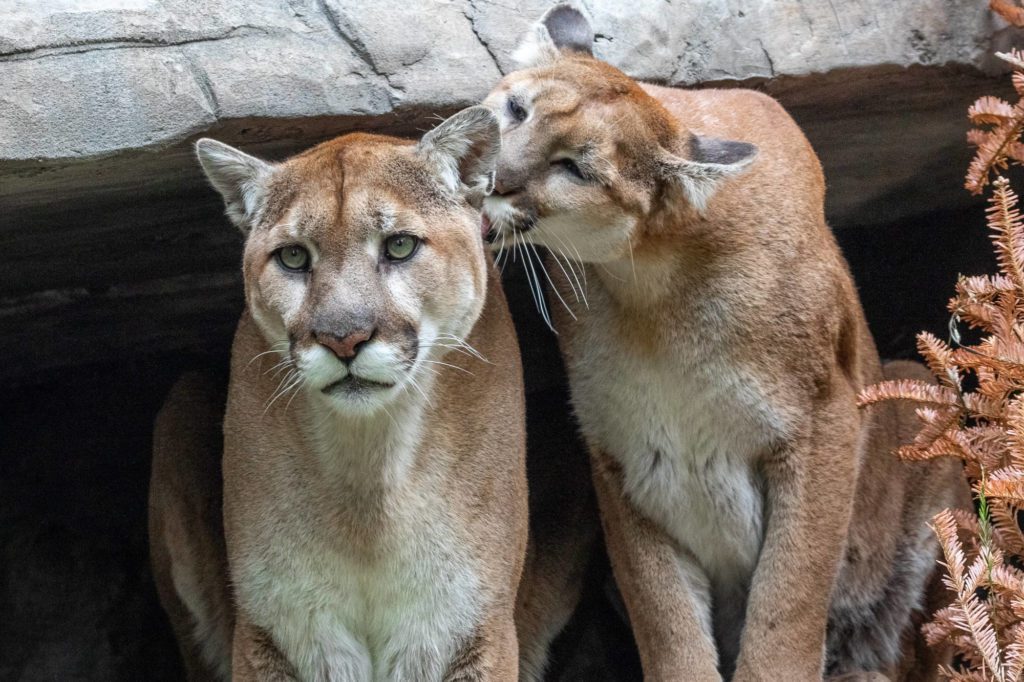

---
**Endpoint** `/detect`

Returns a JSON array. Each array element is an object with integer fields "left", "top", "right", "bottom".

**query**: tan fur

[
  {"left": 150, "top": 110, "right": 528, "bottom": 680},
  {"left": 150, "top": 372, "right": 234, "bottom": 681},
  {"left": 481, "top": 7, "right": 968, "bottom": 680}
]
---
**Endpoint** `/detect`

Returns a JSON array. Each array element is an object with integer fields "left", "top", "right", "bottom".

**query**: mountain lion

[
  {"left": 150, "top": 106, "right": 528, "bottom": 680},
  {"left": 480, "top": 6, "right": 965, "bottom": 680}
]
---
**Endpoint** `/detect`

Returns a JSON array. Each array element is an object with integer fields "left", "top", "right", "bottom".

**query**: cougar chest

[
  {"left": 567, "top": 302, "right": 787, "bottom": 589},
  {"left": 233, "top": 450, "right": 482, "bottom": 682}
]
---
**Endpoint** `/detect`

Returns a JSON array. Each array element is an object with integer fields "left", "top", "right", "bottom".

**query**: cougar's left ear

[
  {"left": 513, "top": 3, "right": 594, "bottom": 69},
  {"left": 660, "top": 135, "right": 758, "bottom": 215},
  {"left": 418, "top": 106, "right": 501, "bottom": 207}
]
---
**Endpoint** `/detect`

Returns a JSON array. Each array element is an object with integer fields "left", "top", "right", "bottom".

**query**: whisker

[
  {"left": 284, "top": 374, "right": 308, "bottom": 412},
  {"left": 526, "top": 241, "right": 576, "bottom": 322},
  {"left": 547, "top": 230, "right": 589, "bottom": 306},
  {"left": 434, "top": 334, "right": 489, "bottom": 363},
  {"left": 498, "top": 230, "right": 509, "bottom": 274},
  {"left": 519, "top": 234, "right": 555, "bottom": 331},
  {"left": 264, "top": 369, "right": 301, "bottom": 415},
  {"left": 246, "top": 342, "right": 289, "bottom": 370},
  {"left": 555, "top": 247, "right": 588, "bottom": 309},
  {"left": 403, "top": 373, "right": 432, "bottom": 407},
  {"left": 628, "top": 234, "right": 638, "bottom": 287},
  {"left": 423, "top": 359, "right": 474, "bottom": 376},
  {"left": 517, "top": 235, "right": 547, "bottom": 327},
  {"left": 265, "top": 357, "right": 294, "bottom": 377}
]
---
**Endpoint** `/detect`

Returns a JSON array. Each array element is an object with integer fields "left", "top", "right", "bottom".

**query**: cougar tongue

[{"left": 480, "top": 213, "right": 492, "bottom": 240}]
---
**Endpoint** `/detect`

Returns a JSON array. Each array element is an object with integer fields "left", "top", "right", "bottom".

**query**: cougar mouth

[
  {"left": 322, "top": 375, "right": 395, "bottom": 395},
  {"left": 481, "top": 206, "right": 538, "bottom": 244}
]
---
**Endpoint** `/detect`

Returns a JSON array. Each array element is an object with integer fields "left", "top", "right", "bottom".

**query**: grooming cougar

[
  {"left": 480, "top": 6, "right": 965, "bottom": 681},
  {"left": 149, "top": 106, "right": 528, "bottom": 681}
]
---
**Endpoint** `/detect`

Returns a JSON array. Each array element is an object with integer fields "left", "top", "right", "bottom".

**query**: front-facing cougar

[{"left": 149, "top": 106, "right": 528, "bottom": 680}]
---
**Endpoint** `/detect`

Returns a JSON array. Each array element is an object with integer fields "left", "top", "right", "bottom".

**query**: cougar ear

[
  {"left": 195, "top": 138, "right": 273, "bottom": 233},
  {"left": 417, "top": 106, "right": 501, "bottom": 207},
  {"left": 513, "top": 3, "right": 594, "bottom": 69},
  {"left": 660, "top": 135, "right": 758, "bottom": 215}
]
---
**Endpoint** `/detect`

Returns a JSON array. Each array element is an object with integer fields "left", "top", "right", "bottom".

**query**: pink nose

[{"left": 315, "top": 329, "right": 373, "bottom": 362}]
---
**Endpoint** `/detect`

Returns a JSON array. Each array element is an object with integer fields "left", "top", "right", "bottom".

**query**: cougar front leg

[
  {"left": 231, "top": 618, "right": 298, "bottom": 682},
  {"left": 444, "top": 615, "right": 519, "bottom": 681},
  {"left": 591, "top": 449, "right": 721, "bottom": 681},
  {"left": 732, "top": 394, "right": 860, "bottom": 682}
]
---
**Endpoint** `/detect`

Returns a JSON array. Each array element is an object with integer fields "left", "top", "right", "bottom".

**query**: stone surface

[
  {"left": 0, "top": 47, "right": 216, "bottom": 161},
  {"left": 0, "top": 0, "right": 1021, "bottom": 383},
  {"left": 0, "top": 0, "right": 1008, "bottom": 162}
]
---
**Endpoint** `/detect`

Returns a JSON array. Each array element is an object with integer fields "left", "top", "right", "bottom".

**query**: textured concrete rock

[
  {"left": 0, "top": 47, "right": 216, "bottom": 160},
  {"left": 182, "top": 33, "right": 394, "bottom": 120},
  {"left": 0, "top": 0, "right": 320, "bottom": 56},
  {"left": 583, "top": 0, "right": 996, "bottom": 83},
  {"left": 0, "top": 0, "right": 1005, "bottom": 162},
  {"left": 0, "top": 0, "right": 1021, "bottom": 383},
  {"left": 321, "top": 0, "right": 503, "bottom": 106}
]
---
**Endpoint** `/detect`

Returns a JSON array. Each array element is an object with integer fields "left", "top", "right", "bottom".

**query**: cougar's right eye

[
  {"left": 507, "top": 98, "right": 527, "bottom": 123},
  {"left": 276, "top": 245, "right": 310, "bottom": 272}
]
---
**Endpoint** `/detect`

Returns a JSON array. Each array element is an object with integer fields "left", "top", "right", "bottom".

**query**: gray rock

[
  {"left": 0, "top": 0, "right": 1021, "bottom": 383},
  {"left": 0, "top": 0, "right": 1003, "bottom": 163},
  {"left": 321, "top": 0, "right": 502, "bottom": 106},
  {"left": 0, "top": 0, "right": 320, "bottom": 56},
  {"left": 182, "top": 33, "right": 395, "bottom": 120},
  {"left": 0, "top": 47, "right": 216, "bottom": 161}
]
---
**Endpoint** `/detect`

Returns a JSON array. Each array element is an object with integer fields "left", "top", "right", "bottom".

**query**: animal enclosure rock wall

[{"left": 0, "top": 0, "right": 1017, "bottom": 384}]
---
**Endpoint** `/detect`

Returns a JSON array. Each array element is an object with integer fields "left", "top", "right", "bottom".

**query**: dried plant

[
  {"left": 856, "top": 52, "right": 1024, "bottom": 680},
  {"left": 992, "top": 0, "right": 1024, "bottom": 29},
  {"left": 860, "top": 177, "right": 1024, "bottom": 679},
  {"left": 965, "top": 49, "right": 1024, "bottom": 195}
]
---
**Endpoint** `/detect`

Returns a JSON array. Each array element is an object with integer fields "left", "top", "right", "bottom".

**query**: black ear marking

[
  {"left": 689, "top": 135, "right": 758, "bottom": 166},
  {"left": 543, "top": 5, "right": 594, "bottom": 56}
]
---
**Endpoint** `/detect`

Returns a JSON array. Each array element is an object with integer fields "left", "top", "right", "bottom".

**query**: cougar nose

[
  {"left": 493, "top": 167, "right": 523, "bottom": 197},
  {"left": 315, "top": 328, "right": 374, "bottom": 364}
]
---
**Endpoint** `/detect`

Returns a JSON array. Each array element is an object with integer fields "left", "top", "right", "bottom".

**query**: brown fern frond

[
  {"left": 1002, "top": 622, "right": 1024, "bottom": 681},
  {"left": 983, "top": 469, "right": 1024, "bottom": 504},
  {"left": 999, "top": 49, "right": 1024, "bottom": 71},
  {"left": 987, "top": 562, "right": 1024, "bottom": 597},
  {"left": 966, "top": 113, "right": 1024, "bottom": 195},
  {"left": 1008, "top": 141, "right": 1024, "bottom": 165},
  {"left": 964, "top": 393, "right": 1012, "bottom": 421},
  {"left": 918, "top": 331, "right": 960, "bottom": 386},
  {"left": 971, "top": 128, "right": 998, "bottom": 149},
  {"left": 862, "top": 62, "right": 1024, "bottom": 680},
  {"left": 990, "top": 506, "right": 1024, "bottom": 556},
  {"left": 957, "top": 592, "right": 1005, "bottom": 679},
  {"left": 992, "top": 0, "right": 1024, "bottom": 28},
  {"left": 896, "top": 438, "right": 965, "bottom": 462},
  {"left": 971, "top": 96, "right": 1017, "bottom": 126},
  {"left": 935, "top": 509, "right": 970, "bottom": 586},
  {"left": 989, "top": 177, "right": 1024, "bottom": 291},
  {"left": 957, "top": 274, "right": 1017, "bottom": 300},
  {"left": 914, "top": 406, "right": 962, "bottom": 448},
  {"left": 857, "top": 379, "right": 961, "bottom": 409},
  {"left": 1007, "top": 399, "right": 1024, "bottom": 464}
]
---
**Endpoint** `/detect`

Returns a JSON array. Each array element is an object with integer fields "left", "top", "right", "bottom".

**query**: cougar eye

[
  {"left": 384, "top": 234, "right": 419, "bottom": 262},
  {"left": 554, "top": 158, "right": 585, "bottom": 180},
  {"left": 507, "top": 98, "right": 527, "bottom": 123},
  {"left": 276, "top": 245, "right": 311, "bottom": 272}
]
